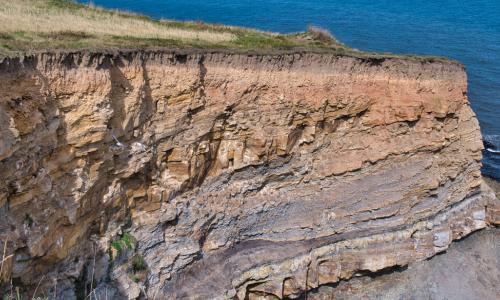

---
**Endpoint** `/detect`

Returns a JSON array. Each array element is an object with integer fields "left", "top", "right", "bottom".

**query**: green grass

[
  {"left": 121, "top": 233, "right": 135, "bottom": 251},
  {"left": 0, "top": 0, "right": 457, "bottom": 64},
  {"left": 110, "top": 240, "right": 123, "bottom": 256},
  {"left": 0, "top": 0, "right": 341, "bottom": 54},
  {"left": 110, "top": 232, "right": 135, "bottom": 258}
]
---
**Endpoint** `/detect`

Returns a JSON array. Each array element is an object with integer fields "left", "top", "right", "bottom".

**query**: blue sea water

[{"left": 78, "top": 0, "right": 500, "bottom": 179}]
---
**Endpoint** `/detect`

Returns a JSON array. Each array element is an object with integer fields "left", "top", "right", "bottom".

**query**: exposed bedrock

[
  {"left": 0, "top": 51, "right": 498, "bottom": 299},
  {"left": 307, "top": 226, "right": 500, "bottom": 300}
]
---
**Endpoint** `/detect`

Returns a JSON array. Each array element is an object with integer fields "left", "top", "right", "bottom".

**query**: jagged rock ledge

[{"left": 0, "top": 50, "right": 498, "bottom": 299}]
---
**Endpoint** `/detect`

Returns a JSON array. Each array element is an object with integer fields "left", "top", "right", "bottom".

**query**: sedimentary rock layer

[
  {"left": 307, "top": 226, "right": 500, "bottom": 300},
  {"left": 0, "top": 51, "right": 497, "bottom": 299}
]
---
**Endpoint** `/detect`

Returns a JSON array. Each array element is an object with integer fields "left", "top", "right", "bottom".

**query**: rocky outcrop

[
  {"left": 307, "top": 226, "right": 500, "bottom": 300},
  {"left": 0, "top": 51, "right": 498, "bottom": 299}
]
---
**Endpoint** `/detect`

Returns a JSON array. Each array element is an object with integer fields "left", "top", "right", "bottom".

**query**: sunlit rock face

[{"left": 0, "top": 51, "right": 498, "bottom": 299}]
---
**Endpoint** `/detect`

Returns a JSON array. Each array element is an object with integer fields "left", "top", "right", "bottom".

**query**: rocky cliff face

[
  {"left": 0, "top": 51, "right": 498, "bottom": 299},
  {"left": 307, "top": 226, "right": 500, "bottom": 300}
]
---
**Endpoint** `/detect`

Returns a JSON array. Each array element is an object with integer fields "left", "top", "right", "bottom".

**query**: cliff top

[{"left": 0, "top": 0, "right": 455, "bottom": 64}]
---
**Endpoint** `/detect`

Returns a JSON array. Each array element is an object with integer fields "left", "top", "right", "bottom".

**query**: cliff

[{"left": 0, "top": 51, "right": 498, "bottom": 299}]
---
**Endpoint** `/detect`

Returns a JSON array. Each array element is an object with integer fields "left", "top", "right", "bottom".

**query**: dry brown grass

[
  {"left": 307, "top": 26, "right": 337, "bottom": 44},
  {"left": 0, "top": 0, "right": 234, "bottom": 43}
]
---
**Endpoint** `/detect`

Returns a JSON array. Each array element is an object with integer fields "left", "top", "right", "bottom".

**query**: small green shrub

[
  {"left": 121, "top": 233, "right": 135, "bottom": 251},
  {"left": 131, "top": 254, "right": 146, "bottom": 272},
  {"left": 110, "top": 240, "right": 123, "bottom": 256},
  {"left": 110, "top": 232, "right": 136, "bottom": 259}
]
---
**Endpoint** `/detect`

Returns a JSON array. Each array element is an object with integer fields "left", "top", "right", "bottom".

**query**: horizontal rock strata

[{"left": 0, "top": 51, "right": 498, "bottom": 299}]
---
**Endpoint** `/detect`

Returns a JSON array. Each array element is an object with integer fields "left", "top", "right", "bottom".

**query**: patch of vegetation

[
  {"left": 39, "top": 31, "right": 94, "bottom": 41},
  {"left": 307, "top": 26, "right": 337, "bottom": 44},
  {"left": 127, "top": 254, "right": 148, "bottom": 283},
  {"left": 107, "top": 230, "right": 149, "bottom": 285},
  {"left": 121, "top": 232, "right": 135, "bottom": 250},
  {"left": 131, "top": 254, "right": 146, "bottom": 272},
  {"left": 47, "top": 0, "right": 81, "bottom": 9},
  {"left": 0, "top": 0, "right": 457, "bottom": 63},
  {"left": 110, "top": 232, "right": 135, "bottom": 258},
  {"left": 110, "top": 240, "right": 123, "bottom": 256},
  {"left": 129, "top": 273, "right": 140, "bottom": 283}
]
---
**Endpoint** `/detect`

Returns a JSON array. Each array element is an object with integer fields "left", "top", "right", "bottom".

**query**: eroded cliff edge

[{"left": 0, "top": 51, "right": 498, "bottom": 299}]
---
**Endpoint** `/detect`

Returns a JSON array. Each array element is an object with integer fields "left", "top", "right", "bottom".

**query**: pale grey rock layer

[{"left": 308, "top": 227, "right": 500, "bottom": 300}]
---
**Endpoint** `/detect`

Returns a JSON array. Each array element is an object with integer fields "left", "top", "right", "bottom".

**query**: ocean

[{"left": 77, "top": 0, "right": 500, "bottom": 180}]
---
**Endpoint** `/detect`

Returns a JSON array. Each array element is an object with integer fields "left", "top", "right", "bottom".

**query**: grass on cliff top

[
  {"left": 0, "top": 0, "right": 454, "bottom": 63},
  {"left": 0, "top": 0, "right": 345, "bottom": 54}
]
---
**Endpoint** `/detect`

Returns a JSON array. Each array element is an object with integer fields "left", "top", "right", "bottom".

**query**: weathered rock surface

[
  {"left": 0, "top": 51, "right": 498, "bottom": 299},
  {"left": 307, "top": 226, "right": 500, "bottom": 300}
]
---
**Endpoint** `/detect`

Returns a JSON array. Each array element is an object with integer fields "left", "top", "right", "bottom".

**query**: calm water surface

[{"left": 79, "top": 0, "right": 500, "bottom": 179}]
